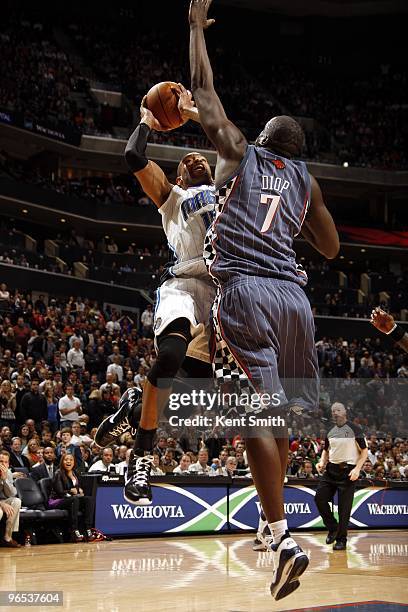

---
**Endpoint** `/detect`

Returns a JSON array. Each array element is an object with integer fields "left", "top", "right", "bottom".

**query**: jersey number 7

[{"left": 260, "top": 194, "right": 281, "bottom": 233}]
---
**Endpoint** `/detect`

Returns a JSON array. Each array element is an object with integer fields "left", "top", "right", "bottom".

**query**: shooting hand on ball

[{"left": 139, "top": 96, "right": 172, "bottom": 132}]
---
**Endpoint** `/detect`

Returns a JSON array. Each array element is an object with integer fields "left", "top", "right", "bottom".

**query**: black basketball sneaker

[
  {"left": 269, "top": 532, "right": 309, "bottom": 601},
  {"left": 124, "top": 451, "right": 154, "bottom": 505},
  {"left": 94, "top": 387, "right": 142, "bottom": 448}
]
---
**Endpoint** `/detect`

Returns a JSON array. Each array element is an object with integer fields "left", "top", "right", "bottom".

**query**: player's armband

[
  {"left": 387, "top": 324, "right": 406, "bottom": 342},
  {"left": 124, "top": 122, "right": 151, "bottom": 172}
]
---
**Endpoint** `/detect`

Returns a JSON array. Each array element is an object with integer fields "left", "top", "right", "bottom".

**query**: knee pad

[{"left": 148, "top": 331, "right": 189, "bottom": 388}]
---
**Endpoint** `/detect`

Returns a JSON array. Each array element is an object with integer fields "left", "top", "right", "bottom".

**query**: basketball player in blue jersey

[
  {"left": 94, "top": 86, "right": 216, "bottom": 504},
  {"left": 189, "top": 0, "right": 339, "bottom": 601}
]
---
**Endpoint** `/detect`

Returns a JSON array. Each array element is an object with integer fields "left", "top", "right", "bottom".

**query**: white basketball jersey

[{"left": 159, "top": 184, "right": 216, "bottom": 282}]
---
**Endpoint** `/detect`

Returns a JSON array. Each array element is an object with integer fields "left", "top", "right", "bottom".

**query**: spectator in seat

[
  {"left": 108, "top": 344, "right": 124, "bottom": 365},
  {"left": 360, "top": 460, "right": 375, "bottom": 478},
  {"left": 133, "top": 365, "right": 147, "bottom": 389},
  {"left": 150, "top": 453, "right": 165, "bottom": 476},
  {"left": 297, "top": 460, "right": 316, "bottom": 479},
  {"left": 13, "top": 374, "right": 29, "bottom": 422},
  {"left": 190, "top": 448, "right": 212, "bottom": 474},
  {"left": 0, "top": 426, "right": 13, "bottom": 451},
  {"left": 154, "top": 435, "right": 168, "bottom": 458},
  {"left": 71, "top": 421, "right": 93, "bottom": 446},
  {"left": 50, "top": 352, "right": 68, "bottom": 382},
  {"left": 389, "top": 467, "right": 401, "bottom": 480},
  {"left": 49, "top": 453, "right": 96, "bottom": 543},
  {"left": 40, "top": 430, "right": 55, "bottom": 448},
  {"left": 173, "top": 454, "right": 192, "bottom": 475},
  {"left": 0, "top": 380, "right": 16, "bottom": 434},
  {"left": 375, "top": 465, "right": 386, "bottom": 479},
  {"left": 56, "top": 428, "right": 82, "bottom": 466},
  {"left": 88, "top": 447, "right": 116, "bottom": 473},
  {"left": 18, "top": 424, "right": 30, "bottom": 451},
  {"left": 116, "top": 448, "right": 132, "bottom": 476},
  {"left": 235, "top": 449, "right": 247, "bottom": 470},
  {"left": 0, "top": 450, "right": 21, "bottom": 547},
  {"left": 44, "top": 384, "right": 59, "bottom": 433},
  {"left": 160, "top": 449, "right": 178, "bottom": 474},
  {"left": 84, "top": 346, "right": 98, "bottom": 376},
  {"left": 140, "top": 305, "right": 153, "bottom": 337},
  {"left": 107, "top": 355, "right": 124, "bottom": 383},
  {"left": 20, "top": 380, "right": 48, "bottom": 430},
  {"left": 166, "top": 437, "right": 183, "bottom": 462},
  {"left": 59, "top": 384, "right": 82, "bottom": 428},
  {"left": 31, "top": 447, "right": 57, "bottom": 481},
  {"left": 8, "top": 437, "right": 30, "bottom": 470},
  {"left": 78, "top": 445, "right": 91, "bottom": 473},
  {"left": 22, "top": 438, "right": 42, "bottom": 468},
  {"left": 99, "top": 372, "right": 120, "bottom": 404},
  {"left": 13, "top": 317, "right": 31, "bottom": 352},
  {"left": 67, "top": 339, "right": 85, "bottom": 370}
]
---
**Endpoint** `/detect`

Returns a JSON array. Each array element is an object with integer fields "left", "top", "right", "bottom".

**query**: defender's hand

[
  {"left": 189, "top": 0, "right": 215, "bottom": 29},
  {"left": 370, "top": 307, "right": 395, "bottom": 334},
  {"left": 139, "top": 96, "right": 172, "bottom": 132},
  {"left": 174, "top": 83, "right": 199, "bottom": 123}
]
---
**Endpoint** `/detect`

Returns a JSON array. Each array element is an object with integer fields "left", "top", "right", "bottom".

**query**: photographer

[{"left": 315, "top": 403, "right": 368, "bottom": 550}]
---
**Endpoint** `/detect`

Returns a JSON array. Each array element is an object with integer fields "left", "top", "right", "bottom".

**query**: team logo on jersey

[{"left": 271, "top": 159, "right": 286, "bottom": 170}]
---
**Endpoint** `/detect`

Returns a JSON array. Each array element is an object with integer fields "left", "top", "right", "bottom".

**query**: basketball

[{"left": 145, "top": 81, "right": 184, "bottom": 130}]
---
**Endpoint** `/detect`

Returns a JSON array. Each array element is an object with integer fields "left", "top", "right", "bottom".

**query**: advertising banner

[{"left": 96, "top": 482, "right": 230, "bottom": 535}]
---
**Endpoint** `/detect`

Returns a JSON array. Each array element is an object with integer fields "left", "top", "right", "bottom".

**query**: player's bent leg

[
  {"left": 94, "top": 387, "right": 142, "bottom": 448},
  {"left": 125, "top": 319, "right": 191, "bottom": 505}
]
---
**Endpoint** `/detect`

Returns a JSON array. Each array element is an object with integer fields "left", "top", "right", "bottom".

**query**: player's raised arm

[
  {"left": 301, "top": 174, "right": 340, "bottom": 259},
  {"left": 124, "top": 98, "right": 173, "bottom": 209},
  {"left": 189, "top": 0, "right": 247, "bottom": 186}
]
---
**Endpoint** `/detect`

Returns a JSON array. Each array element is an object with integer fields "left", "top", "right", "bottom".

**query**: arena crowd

[{"left": 0, "top": 285, "right": 407, "bottom": 487}]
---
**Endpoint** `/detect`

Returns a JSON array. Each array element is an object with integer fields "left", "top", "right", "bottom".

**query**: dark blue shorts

[{"left": 211, "top": 277, "right": 319, "bottom": 414}]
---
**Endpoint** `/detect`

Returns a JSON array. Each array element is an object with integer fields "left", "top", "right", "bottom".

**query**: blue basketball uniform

[{"left": 204, "top": 144, "right": 319, "bottom": 414}]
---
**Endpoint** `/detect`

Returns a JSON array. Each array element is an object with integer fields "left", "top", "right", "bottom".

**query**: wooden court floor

[{"left": 1, "top": 531, "right": 407, "bottom": 611}]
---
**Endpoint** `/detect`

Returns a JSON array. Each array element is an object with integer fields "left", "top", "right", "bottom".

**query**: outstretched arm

[
  {"left": 301, "top": 175, "right": 340, "bottom": 259},
  {"left": 189, "top": 0, "right": 247, "bottom": 186}
]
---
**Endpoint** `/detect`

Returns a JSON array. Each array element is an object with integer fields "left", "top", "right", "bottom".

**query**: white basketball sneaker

[
  {"left": 253, "top": 510, "right": 271, "bottom": 551},
  {"left": 269, "top": 532, "right": 309, "bottom": 601}
]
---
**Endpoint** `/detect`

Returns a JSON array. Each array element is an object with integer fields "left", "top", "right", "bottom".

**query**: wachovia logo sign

[{"left": 111, "top": 504, "right": 185, "bottom": 520}]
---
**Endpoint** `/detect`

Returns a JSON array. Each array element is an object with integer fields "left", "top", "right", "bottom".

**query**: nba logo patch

[{"left": 154, "top": 318, "right": 162, "bottom": 331}]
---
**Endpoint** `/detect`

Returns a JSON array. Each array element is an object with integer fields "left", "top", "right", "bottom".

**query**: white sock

[
  {"left": 257, "top": 510, "right": 268, "bottom": 535},
  {"left": 268, "top": 519, "right": 288, "bottom": 545}
]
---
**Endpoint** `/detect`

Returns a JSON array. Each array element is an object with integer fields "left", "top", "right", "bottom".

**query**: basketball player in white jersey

[{"left": 95, "top": 85, "right": 216, "bottom": 504}]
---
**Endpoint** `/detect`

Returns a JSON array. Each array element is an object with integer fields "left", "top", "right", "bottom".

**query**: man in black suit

[
  {"left": 20, "top": 380, "right": 48, "bottom": 429},
  {"left": 30, "top": 447, "right": 57, "bottom": 482},
  {"left": 8, "top": 438, "right": 30, "bottom": 470}
]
